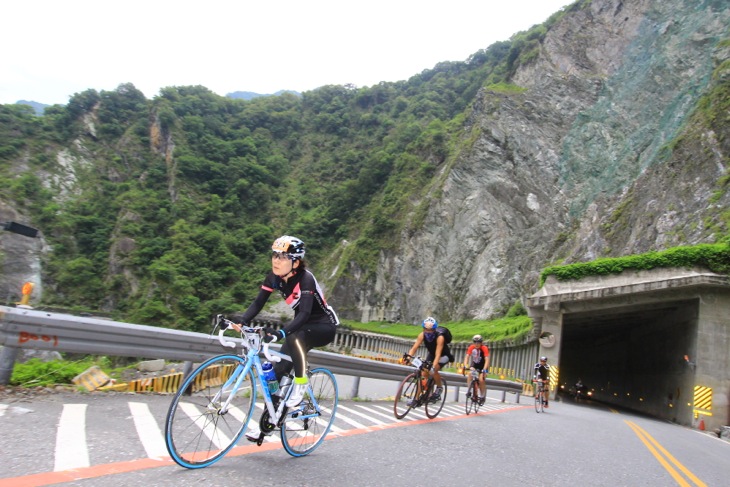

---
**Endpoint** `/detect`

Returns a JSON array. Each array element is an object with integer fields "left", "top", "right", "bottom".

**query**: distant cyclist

[
  {"left": 464, "top": 334, "right": 490, "bottom": 405},
  {"left": 533, "top": 356, "right": 551, "bottom": 408},
  {"left": 403, "top": 316, "right": 454, "bottom": 402}
]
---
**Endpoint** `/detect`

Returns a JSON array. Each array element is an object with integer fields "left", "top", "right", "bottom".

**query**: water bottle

[
  {"left": 276, "top": 375, "right": 292, "bottom": 398},
  {"left": 262, "top": 361, "right": 279, "bottom": 394}
]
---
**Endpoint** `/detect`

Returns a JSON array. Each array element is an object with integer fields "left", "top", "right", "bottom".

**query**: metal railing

[{"left": 0, "top": 306, "right": 523, "bottom": 401}]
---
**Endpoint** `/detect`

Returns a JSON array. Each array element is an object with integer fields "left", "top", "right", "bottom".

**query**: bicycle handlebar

[{"left": 215, "top": 318, "right": 281, "bottom": 363}]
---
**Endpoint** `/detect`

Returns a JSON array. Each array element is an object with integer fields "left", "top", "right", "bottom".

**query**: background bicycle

[
  {"left": 464, "top": 367, "right": 481, "bottom": 415},
  {"left": 164, "top": 315, "right": 338, "bottom": 468},
  {"left": 533, "top": 378, "right": 547, "bottom": 413},
  {"left": 393, "top": 355, "right": 448, "bottom": 419}
]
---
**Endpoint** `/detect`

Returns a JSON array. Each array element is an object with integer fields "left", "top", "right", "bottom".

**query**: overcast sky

[{"left": 2, "top": 0, "right": 570, "bottom": 106}]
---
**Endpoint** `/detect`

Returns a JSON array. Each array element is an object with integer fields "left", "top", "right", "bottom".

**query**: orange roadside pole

[{"left": 17, "top": 281, "right": 34, "bottom": 306}]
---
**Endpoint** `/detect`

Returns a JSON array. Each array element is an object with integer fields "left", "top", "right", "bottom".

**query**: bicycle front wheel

[
  {"left": 534, "top": 387, "right": 543, "bottom": 413},
  {"left": 465, "top": 380, "right": 479, "bottom": 415},
  {"left": 165, "top": 354, "right": 255, "bottom": 468},
  {"left": 425, "top": 379, "right": 447, "bottom": 418},
  {"left": 394, "top": 373, "right": 418, "bottom": 419},
  {"left": 281, "top": 367, "right": 338, "bottom": 457}
]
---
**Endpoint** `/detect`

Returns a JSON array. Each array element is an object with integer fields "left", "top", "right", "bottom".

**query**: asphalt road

[{"left": 1, "top": 381, "right": 729, "bottom": 487}]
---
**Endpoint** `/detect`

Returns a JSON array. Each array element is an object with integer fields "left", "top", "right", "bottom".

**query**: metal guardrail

[{"left": 0, "top": 305, "right": 523, "bottom": 401}]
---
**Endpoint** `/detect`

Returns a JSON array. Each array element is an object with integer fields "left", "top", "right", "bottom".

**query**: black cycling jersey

[
  {"left": 239, "top": 267, "right": 339, "bottom": 379},
  {"left": 534, "top": 362, "right": 550, "bottom": 381},
  {"left": 423, "top": 331, "right": 454, "bottom": 363},
  {"left": 239, "top": 268, "right": 339, "bottom": 335}
]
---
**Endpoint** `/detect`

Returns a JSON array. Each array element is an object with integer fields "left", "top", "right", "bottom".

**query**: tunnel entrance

[
  {"left": 557, "top": 299, "right": 698, "bottom": 424},
  {"left": 526, "top": 268, "right": 730, "bottom": 429}
]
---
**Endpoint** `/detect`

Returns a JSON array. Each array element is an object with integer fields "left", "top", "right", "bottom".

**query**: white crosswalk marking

[
  {"left": 355, "top": 404, "right": 400, "bottom": 422},
  {"left": 336, "top": 404, "right": 387, "bottom": 425},
  {"left": 442, "top": 405, "right": 464, "bottom": 414},
  {"left": 129, "top": 402, "right": 168, "bottom": 459},
  {"left": 55, "top": 404, "right": 89, "bottom": 471},
  {"left": 0, "top": 395, "right": 520, "bottom": 474},
  {"left": 329, "top": 405, "right": 368, "bottom": 429},
  {"left": 370, "top": 403, "right": 418, "bottom": 421}
]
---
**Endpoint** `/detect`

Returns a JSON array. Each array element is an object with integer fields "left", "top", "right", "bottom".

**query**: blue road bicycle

[{"left": 165, "top": 315, "right": 338, "bottom": 468}]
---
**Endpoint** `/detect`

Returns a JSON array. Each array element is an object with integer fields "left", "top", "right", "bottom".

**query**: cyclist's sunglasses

[{"left": 271, "top": 251, "right": 292, "bottom": 261}]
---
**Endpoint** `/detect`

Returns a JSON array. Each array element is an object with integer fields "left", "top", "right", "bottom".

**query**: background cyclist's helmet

[
  {"left": 271, "top": 235, "right": 305, "bottom": 260},
  {"left": 540, "top": 356, "right": 548, "bottom": 362},
  {"left": 422, "top": 316, "right": 438, "bottom": 330},
  {"left": 422, "top": 316, "right": 438, "bottom": 342},
  {"left": 473, "top": 334, "right": 483, "bottom": 343}
]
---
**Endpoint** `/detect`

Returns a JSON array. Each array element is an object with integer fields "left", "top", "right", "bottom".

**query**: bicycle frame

[
  {"left": 215, "top": 338, "right": 283, "bottom": 421},
  {"left": 216, "top": 322, "right": 336, "bottom": 435},
  {"left": 216, "top": 325, "right": 310, "bottom": 426},
  {"left": 467, "top": 368, "right": 481, "bottom": 386}
]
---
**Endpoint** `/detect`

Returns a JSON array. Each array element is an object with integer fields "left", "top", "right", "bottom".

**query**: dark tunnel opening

[{"left": 557, "top": 299, "right": 699, "bottom": 425}]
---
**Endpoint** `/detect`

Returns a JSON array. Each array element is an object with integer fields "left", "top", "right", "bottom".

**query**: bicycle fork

[{"left": 209, "top": 362, "right": 251, "bottom": 415}]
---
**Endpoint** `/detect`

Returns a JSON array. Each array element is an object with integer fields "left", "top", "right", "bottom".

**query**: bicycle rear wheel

[
  {"left": 425, "top": 379, "right": 447, "bottom": 418},
  {"left": 165, "top": 354, "right": 255, "bottom": 468},
  {"left": 394, "top": 373, "right": 418, "bottom": 419},
  {"left": 281, "top": 367, "right": 338, "bottom": 457}
]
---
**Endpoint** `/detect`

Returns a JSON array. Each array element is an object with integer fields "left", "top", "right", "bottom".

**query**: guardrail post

[
  {"left": 350, "top": 376, "right": 361, "bottom": 399},
  {"left": 453, "top": 386, "right": 460, "bottom": 402},
  {"left": 0, "top": 345, "right": 19, "bottom": 385},
  {"left": 182, "top": 361, "right": 194, "bottom": 380}
]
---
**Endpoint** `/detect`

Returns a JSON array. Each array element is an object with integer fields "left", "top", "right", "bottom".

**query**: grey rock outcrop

[{"left": 333, "top": 0, "right": 730, "bottom": 323}]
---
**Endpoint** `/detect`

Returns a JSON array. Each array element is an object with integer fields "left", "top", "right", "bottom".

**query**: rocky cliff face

[
  {"left": 0, "top": 202, "right": 44, "bottom": 304},
  {"left": 333, "top": 0, "right": 730, "bottom": 323}
]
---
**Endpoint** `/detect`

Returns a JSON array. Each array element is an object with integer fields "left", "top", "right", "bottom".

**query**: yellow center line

[{"left": 625, "top": 420, "right": 707, "bottom": 487}]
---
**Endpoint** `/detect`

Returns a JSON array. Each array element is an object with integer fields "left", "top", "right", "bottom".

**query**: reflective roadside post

[{"left": 16, "top": 281, "right": 34, "bottom": 308}]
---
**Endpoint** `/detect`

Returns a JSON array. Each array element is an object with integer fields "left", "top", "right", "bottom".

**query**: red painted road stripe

[{"left": 0, "top": 404, "right": 529, "bottom": 487}]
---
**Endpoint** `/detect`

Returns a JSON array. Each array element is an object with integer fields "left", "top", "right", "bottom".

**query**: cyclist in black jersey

[
  {"left": 230, "top": 235, "right": 339, "bottom": 441},
  {"left": 533, "top": 356, "right": 551, "bottom": 408}
]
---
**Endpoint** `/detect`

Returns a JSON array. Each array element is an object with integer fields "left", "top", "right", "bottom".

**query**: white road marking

[
  {"left": 129, "top": 402, "right": 168, "bottom": 459},
  {"left": 55, "top": 404, "right": 89, "bottom": 471}
]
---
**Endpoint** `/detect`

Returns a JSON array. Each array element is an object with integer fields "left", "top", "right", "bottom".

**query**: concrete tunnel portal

[{"left": 526, "top": 268, "right": 729, "bottom": 430}]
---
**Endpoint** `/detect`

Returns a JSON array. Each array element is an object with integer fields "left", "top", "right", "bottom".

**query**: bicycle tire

[
  {"left": 394, "top": 373, "right": 419, "bottom": 419},
  {"left": 425, "top": 379, "right": 447, "bottom": 418},
  {"left": 464, "top": 379, "right": 474, "bottom": 416},
  {"left": 472, "top": 380, "right": 482, "bottom": 414},
  {"left": 165, "top": 354, "right": 255, "bottom": 468},
  {"left": 534, "top": 385, "right": 544, "bottom": 413},
  {"left": 281, "top": 367, "right": 338, "bottom": 457}
]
